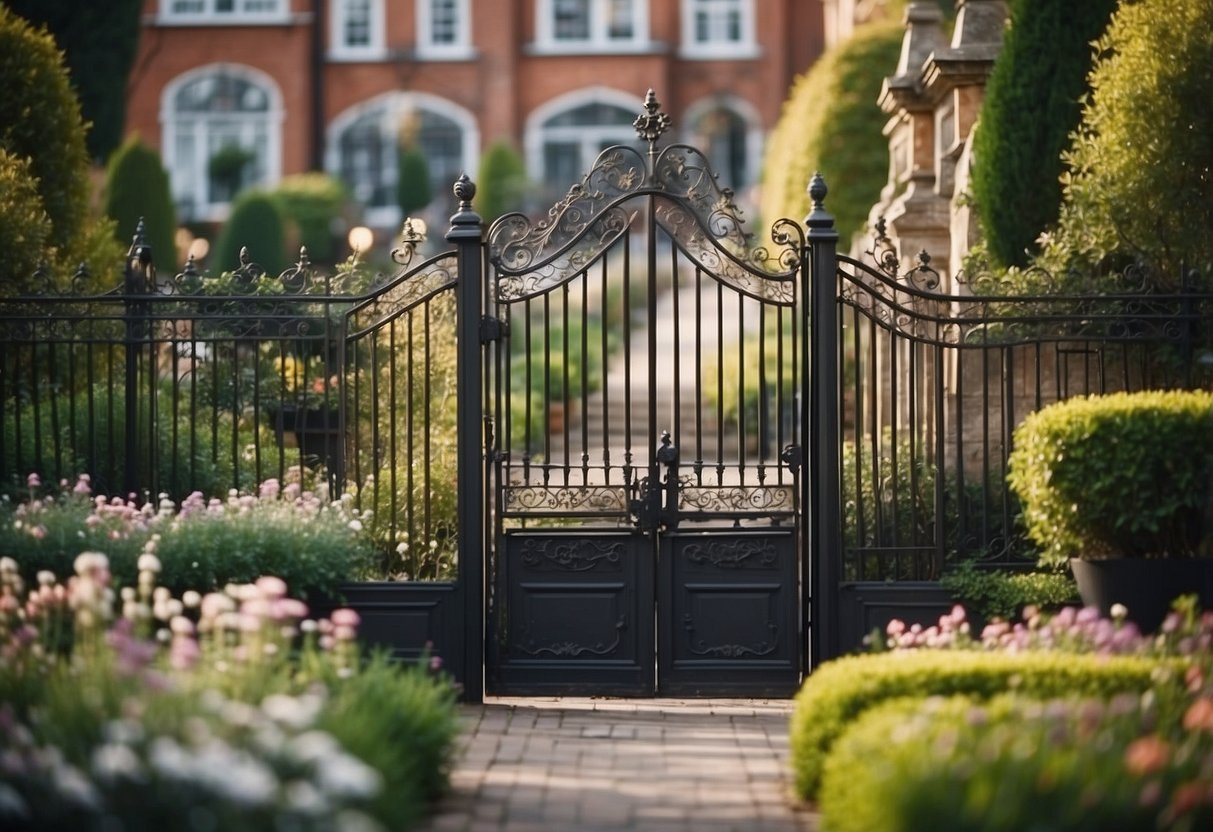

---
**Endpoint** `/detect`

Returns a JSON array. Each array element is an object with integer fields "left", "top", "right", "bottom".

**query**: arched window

[
  {"left": 527, "top": 89, "right": 642, "bottom": 201},
  {"left": 327, "top": 93, "right": 478, "bottom": 227},
  {"left": 684, "top": 99, "right": 761, "bottom": 193},
  {"left": 162, "top": 65, "right": 282, "bottom": 221}
]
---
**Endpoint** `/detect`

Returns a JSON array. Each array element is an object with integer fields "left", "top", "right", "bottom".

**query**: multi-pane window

[
  {"left": 682, "top": 0, "right": 754, "bottom": 55},
  {"left": 165, "top": 68, "right": 279, "bottom": 220},
  {"left": 332, "top": 98, "right": 471, "bottom": 224},
  {"left": 166, "top": 0, "right": 285, "bottom": 18},
  {"left": 418, "top": 0, "right": 470, "bottom": 56},
  {"left": 538, "top": 0, "right": 644, "bottom": 50},
  {"left": 532, "top": 97, "right": 642, "bottom": 200},
  {"left": 332, "top": 0, "right": 384, "bottom": 58}
]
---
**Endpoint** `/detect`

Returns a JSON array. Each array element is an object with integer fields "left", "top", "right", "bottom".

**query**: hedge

[
  {"left": 104, "top": 135, "right": 179, "bottom": 269},
  {"left": 1006, "top": 390, "right": 1213, "bottom": 568},
  {"left": 819, "top": 691, "right": 1211, "bottom": 831},
  {"left": 790, "top": 650, "right": 1163, "bottom": 800}
]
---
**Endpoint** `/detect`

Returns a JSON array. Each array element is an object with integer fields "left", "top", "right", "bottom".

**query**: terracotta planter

[{"left": 1070, "top": 557, "right": 1213, "bottom": 632}]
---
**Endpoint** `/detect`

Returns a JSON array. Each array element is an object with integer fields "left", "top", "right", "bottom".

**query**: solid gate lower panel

[
  {"left": 658, "top": 529, "right": 801, "bottom": 697},
  {"left": 489, "top": 530, "right": 656, "bottom": 696}
]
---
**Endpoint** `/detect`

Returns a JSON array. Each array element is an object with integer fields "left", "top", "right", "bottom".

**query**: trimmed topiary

[
  {"left": 103, "top": 135, "right": 179, "bottom": 270},
  {"left": 0, "top": 6, "right": 90, "bottom": 253},
  {"left": 789, "top": 649, "right": 1162, "bottom": 800},
  {"left": 759, "top": 22, "right": 904, "bottom": 245},
  {"left": 211, "top": 190, "right": 289, "bottom": 277},
  {"left": 476, "top": 140, "right": 528, "bottom": 224},
  {"left": 1007, "top": 390, "right": 1213, "bottom": 569},
  {"left": 969, "top": 0, "right": 1116, "bottom": 269},
  {"left": 819, "top": 691, "right": 1211, "bottom": 832},
  {"left": 270, "top": 172, "right": 348, "bottom": 264},
  {"left": 396, "top": 144, "right": 433, "bottom": 218}
]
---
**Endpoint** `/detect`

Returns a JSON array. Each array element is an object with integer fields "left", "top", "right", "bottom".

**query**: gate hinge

[{"left": 480, "top": 316, "right": 508, "bottom": 343}]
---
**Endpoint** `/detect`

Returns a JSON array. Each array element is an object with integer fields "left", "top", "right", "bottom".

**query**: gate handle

[{"left": 657, "top": 431, "right": 679, "bottom": 529}]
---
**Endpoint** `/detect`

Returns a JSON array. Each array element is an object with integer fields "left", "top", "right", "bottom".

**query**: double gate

[{"left": 481, "top": 93, "right": 810, "bottom": 696}]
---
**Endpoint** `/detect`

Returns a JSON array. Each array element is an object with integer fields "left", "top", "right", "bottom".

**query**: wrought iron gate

[{"left": 483, "top": 92, "right": 808, "bottom": 696}]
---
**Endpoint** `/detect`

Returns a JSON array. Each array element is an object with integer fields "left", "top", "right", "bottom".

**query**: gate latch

[{"left": 480, "top": 315, "right": 509, "bottom": 343}]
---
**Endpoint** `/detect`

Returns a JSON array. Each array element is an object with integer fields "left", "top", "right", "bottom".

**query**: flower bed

[
  {"left": 0, "top": 553, "right": 459, "bottom": 831},
  {"left": 792, "top": 600, "right": 1213, "bottom": 830}
]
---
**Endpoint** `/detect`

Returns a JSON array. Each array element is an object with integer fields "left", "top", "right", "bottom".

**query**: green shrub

[
  {"left": 1041, "top": 0, "right": 1213, "bottom": 286},
  {"left": 477, "top": 140, "right": 529, "bottom": 224},
  {"left": 0, "top": 6, "right": 89, "bottom": 252},
  {"left": 969, "top": 0, "right": 1116, "bottom": 269},
  {"left": 0, "top": 149, "right": 54, "bottom": 292},
  {"left": 397, "top": 144, "right": 433, "bottom": 217},
  {"left": 941, "top": 561, "right": 1078, "bottom": 621},
  {"left": 211, "top": 190, "right": 288, "bottom": 277},
  {"left": 103, "top": 135, "right": 179, "bottom": 269},
  {"left": 760, "top": 22, "right": 904, "bottom": 244},
  {"left": 1006, "top": 390, "right": 1213, "bottom": 568},
  {"left": 820, "top": 691, "right": 1211, "bottom": 832},
  {"left": 789, "top": 649, "right": 1161, "bottom": 799},
  {"left": 270, "top": 172, "right": 348, "bottom": 264}
]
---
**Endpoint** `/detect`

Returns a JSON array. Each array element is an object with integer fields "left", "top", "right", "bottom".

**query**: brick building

[{"left": 125, "top": 0, "right": 824, "bottom": 229}]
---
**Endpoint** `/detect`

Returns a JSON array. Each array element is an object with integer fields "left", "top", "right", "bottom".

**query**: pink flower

[
  {"left": 26, "top": 473, "right": 41, "bottom": 489},
  {"left": 255, "top": 576, "right": 288, "bottom": 600},
  {"left": 330, "top": 608, "right": 361, "bottom": 629},
  {"left": 1124, "top": 735, "right": 1171, "bottom": 777}
]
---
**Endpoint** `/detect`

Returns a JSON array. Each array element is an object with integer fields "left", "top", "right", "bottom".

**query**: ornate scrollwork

[
  {"left": 677, "top": 485, "right": 796, "bottom": 515},
  {"left": 684, "top": 539, "right": 778, "bottom": 569},
  {"left": 519, "top": 538, "right": 625, "bottom": 572},
  {"left": 684, "top": 613, "right": 777, "bottom": 658},
  {"left": 503, "top": 485, "right": 629, "bottom": 514},
  {"left": 519, "top": 617, "right": 624, "bottom": 657},
  {"left": 346, "top": 255, "right": 457, "bottom": 336}
]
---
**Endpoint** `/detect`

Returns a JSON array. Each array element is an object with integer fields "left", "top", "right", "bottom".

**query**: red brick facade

[{"left": 126, "top": 0, "right": 823, "bottom": 225}]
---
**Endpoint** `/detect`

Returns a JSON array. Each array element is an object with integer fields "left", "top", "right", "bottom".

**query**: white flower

[
  {"left": 261, "top": 693, "right": 323, "bottom": 730},
  {"left": 315, "top": 752, "right": 382, "bottom": 800},
  {"left": 137, "top": 553, "right": 161, "bottom": 573},
  {"left": 51, "top": 763, "right": 100, "bottom": 809},
  {"left": 91, "top": 743, "right": 143, "bottom": 784},
  {"left": 335, "top": 809, "right": 387, "bottom": 832},
  {"left": 285, "top": 779, "right": 329, "bottom": 816},
  {"left": 1110, "top": 603, "right": 1129, "bottom": 619}
]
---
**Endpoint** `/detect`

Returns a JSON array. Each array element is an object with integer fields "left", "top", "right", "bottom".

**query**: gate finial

[{"left": 633, "top": 89, "right": 672, "bottom": 149}]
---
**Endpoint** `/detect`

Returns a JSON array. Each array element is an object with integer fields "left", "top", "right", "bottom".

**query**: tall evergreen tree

[{"left": 969, "top": 0, "right": 1117, "bottom": 269}]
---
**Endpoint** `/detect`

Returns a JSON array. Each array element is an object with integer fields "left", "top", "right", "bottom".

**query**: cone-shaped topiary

[
  {"left": 104, "top": 135, "right": 179, "bottom": 270},
  {"left": 476, "top": 141, "right": 528, "bottom": 224},
  {"left": 211, "top": 191, "right": 288, "bottom": 278},
  {"left": 396, "top": 144, "right": 433, "bottom": 218},
  {"left": 270, "top": 173, "right": 348, "bottom": 265},
  {"left": 969, "top": 0, "right": 1116, "bottom": 270}
]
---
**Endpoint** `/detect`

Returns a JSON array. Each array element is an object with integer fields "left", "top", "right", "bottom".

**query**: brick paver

[{"left": 418, "top": 698, "right": 818, "bottom": 832}]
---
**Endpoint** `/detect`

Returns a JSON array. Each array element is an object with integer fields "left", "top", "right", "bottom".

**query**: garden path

[{"left": 418, "top": 697, "right": 818, "bottom": 832}]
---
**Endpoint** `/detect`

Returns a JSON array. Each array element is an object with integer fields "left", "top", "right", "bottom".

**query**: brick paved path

[{"left": 419, "top": 698, "right": 817, "bottom": 832}]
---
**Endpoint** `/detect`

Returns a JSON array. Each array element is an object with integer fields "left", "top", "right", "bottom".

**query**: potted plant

[{"left": 1007, "top": 389, "right": 1213, "bottom": 631}]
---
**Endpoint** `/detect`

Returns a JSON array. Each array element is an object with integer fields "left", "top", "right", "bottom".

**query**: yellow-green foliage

[
  {"left": 1007, "top": 390, "right": 1213, "bottom": 568},
  {"left": 790, "top": 650, "right": 1161, "bottom": 800},
  {"left": 0, "top": 150, "right": 53, "bottom": 291},
  {"left": 820, "top": 689, "right": 1210, "bottom": 832},
  {"left": 759, "top": 22, "right": 903, "bottom": 244}
]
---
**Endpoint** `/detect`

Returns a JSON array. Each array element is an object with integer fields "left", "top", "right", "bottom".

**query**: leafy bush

[
  {"left": 212, "top": 191, "right": 288, "bottom": 277},
  {"left": 103, "top": 135, "right": 179, "bottom": 269},
  {"left": 789, "top": 649, "right": 1161, "bottom": 799},
  {"left": 1007, "top": 390, "right": 1213, "bottom": 568},
  {"left": 941, "top": 561, "right": 1077, "bottom": 621},
  {"left": 820, "top": 689, "right": 1213, "bottom": 832},
  {"left": 477, "top": 141, "right": 528, "bottom": 224},
  {"left": 0, "top": 149, "right": 53, "bottom": 291},
  {"left": 968, "top": 0, "right": 1116, "bottom": 269},
  {"left": 760, "top": 22, "right": 904, "bottom": 244},
  {"left": 0, "top": 561, "right": 459, "bottom": 830},
  {"left": 270, "top": 172, "right": 348, "bottom": 264},
  {"left": 0, "top": 476, "right": 370, "bottom": 599},
  {"left": 1042, "top": 0, "right": 1213, "bottom": 286}
]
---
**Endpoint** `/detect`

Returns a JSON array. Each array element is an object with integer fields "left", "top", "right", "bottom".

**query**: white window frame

[
  {"left": 329, "top": 0, "right": 387, "bottom": 61},
  {"left": 416, "top": 0, "right": 474, "bottom": 60},
  {"left": 679, "top": 0, "right": 758, "bottom": 59},
  {"left": 534, "top": 0, "right": 651, "bottom": 55},
  {"left": 160, "top": 0, "right": 291, "bottom": 25},
  {"left": 160, "top": 63, "right": 284, "bottom": 223},
  {"left": 524, "top": 86, "right": 642, "bottom": 188},
  {"left": 325, "top": 91, "right": 480, "bottom": 228}
]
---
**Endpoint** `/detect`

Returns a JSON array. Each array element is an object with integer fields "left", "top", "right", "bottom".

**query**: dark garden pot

[
  {"left": 1070, "top": 557, "right": 1213, "bottom": 633},
  {"left": 273, "top": 405, "right": 344, "bottom": 470}
]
